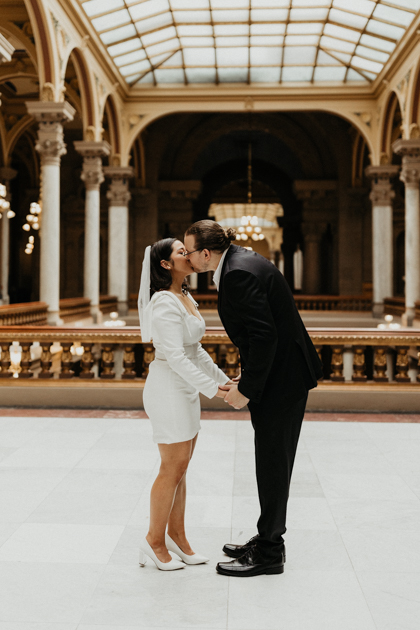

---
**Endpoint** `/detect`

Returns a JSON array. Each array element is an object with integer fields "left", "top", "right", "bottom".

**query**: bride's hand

[
  {"left": 232, "top": 374, "right": 241, "bottom": 383},
  {"left": 216, "top": 384, "right": 232, "bottom": 399}
]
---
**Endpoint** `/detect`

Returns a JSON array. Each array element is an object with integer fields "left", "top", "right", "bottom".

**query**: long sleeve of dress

[
  {"left": 152, "top": 297, "right": 219, "bottom": 399},
  {"left": 196, "top": 343, "right": 230, "bottom": 385}
]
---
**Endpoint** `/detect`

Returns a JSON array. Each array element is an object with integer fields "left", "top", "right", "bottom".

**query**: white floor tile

[
  {"left": 318, "top": 472, "right": 418, "bottom": 501},
  {"left": 0, "top": 447, "right": 88, "bottom": 469},
  {"left": 23, "top": 431, "right": 104, "bottom": 450},
  {"left": 329, "top": 498, "right": 420, "bottom": 531},
  {"left": 76, "top": 449, "right": 159, "bottom": 470},
  {"left": 340, "top": 528, "right": 420, "bottom": 572}
]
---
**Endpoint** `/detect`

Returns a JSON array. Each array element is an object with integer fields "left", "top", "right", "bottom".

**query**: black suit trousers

[{"left": 248, "top": 392, "right": 308, "bottom": 561}]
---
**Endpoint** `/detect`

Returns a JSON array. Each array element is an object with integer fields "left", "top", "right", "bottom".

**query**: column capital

[
  {"left": 365, "top": 165, "right": 399, "bottom": 206},
  {"left": 74, "top": 141, "right": 111, "bottom": 191},
  {"left": 392, "top": 138, "right": 420, "bottom": 186},
  {"left": 104, "top": 166, "right": 134, "bottom": 206},
  {"left": 26, "top": 101, "right": 75, "bottom": 167}
]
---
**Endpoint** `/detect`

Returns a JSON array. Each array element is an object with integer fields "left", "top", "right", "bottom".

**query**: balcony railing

[
  {"left": 0, "top": 325, "right": 419, "bottom": 386},
  {"left": 0, "top": 296, "right": 119, "bottom": 326}
]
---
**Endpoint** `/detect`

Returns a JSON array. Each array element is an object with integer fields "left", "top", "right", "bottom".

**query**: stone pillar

[
  {"left": 0, "top": 167, "right": 17, "bottom": 304},
  {"left": 393, "top": 139, "right": 420, "bottom": 326},
  {"left": 365, "top": 165, "right": 399, "bottom": 318},
  {"left": 302, "top": 223, "right": 325, "bottom": 294},
  {"left": 26, "top": 101, "right": 75, "bottom": 325},
  {"left": 74, "top": 141, "right": 111, "bottom": 323},
  {"left": 104, "top": 166, "right": 134, "bottom": 315}
]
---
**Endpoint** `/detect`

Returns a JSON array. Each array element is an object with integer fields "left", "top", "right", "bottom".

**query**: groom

[{"left": 184, "top": 220, "right": 323, "bottom": 577}]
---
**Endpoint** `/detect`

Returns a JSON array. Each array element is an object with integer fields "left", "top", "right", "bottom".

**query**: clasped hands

[{"left": 216, "top": 375, "right": 249, "bottom": 410}]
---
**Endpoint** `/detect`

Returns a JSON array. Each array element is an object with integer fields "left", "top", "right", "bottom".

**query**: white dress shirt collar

[{"left": 213, "top": 246, "right": 230, "bottom": 291}]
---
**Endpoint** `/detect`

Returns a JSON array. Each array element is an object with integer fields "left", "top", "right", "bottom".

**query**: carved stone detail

[
  {"left": 59, "top": 342, "right": 74, "bottom": 379},
  {"left": 203, "top": 344, "right": 218, "bottom": 364},
  {"left": 365, "top": 165, "right": 399, "bottom": 206},
  {"left": 225, "top": 345, "right": 240, "bottom": 378},
  {"left": 39, "top": 342, "right": 53, "bottom": 379},
  {"left": 142, "top": 344, "right": 155, "bottom": 377},
  {"left": 330, "top": 346, "right": 344, "bottom": 382},
  {"left": 19, "top": 342, "right": 33, "bottom": 378},
  {"left": 0, "top": 342, "right": 12, "bottom": 378},
  {"left": 352, "top": 346, "right": 367, "bottom": 382},
  {"left": 373, "top": 347, "right": 388, "bottom": 382},
  {"left": 100, "top": 344, "right": 115, "bottom": 379},
  {"left": 395, "top": 346, "right": 410, "bottom": 382},
  {"left": 26, "top": 101, "right": 75, "bottom": 166},
  {"left": 122, "top": 344, "right": 136, "bottom": 379},
  {"left": 392, "top": 139, "right": 420, "bottom": 187},
  {"left": 80, "top": 342, "right": 95, "bottom": 379},
  {"left": 104, "top": 166, "right": 134, "bottom": 206},
  {"left": 74, "top": 141, "right": 111, "bottom": 190}
]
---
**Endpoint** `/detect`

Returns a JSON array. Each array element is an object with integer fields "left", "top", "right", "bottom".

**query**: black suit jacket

[{"left": 218, "top": 245, "right": 323, "bottom": 406}]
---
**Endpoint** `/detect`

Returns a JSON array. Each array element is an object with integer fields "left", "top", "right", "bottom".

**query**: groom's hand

[
  {"left": 216, "top": 384, "right": 231, "bottom": 398},
  {"left": 224, "top": 384, "right": 249, "bottom": 410}
]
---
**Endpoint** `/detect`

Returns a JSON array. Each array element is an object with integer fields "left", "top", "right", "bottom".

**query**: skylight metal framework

[{"left": 79, "top": 0, "right": 420, "bottom": 87}]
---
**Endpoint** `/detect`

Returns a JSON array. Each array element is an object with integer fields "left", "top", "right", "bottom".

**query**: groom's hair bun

[{"left": 185, "top": 220, "right": 236, "bottom": 253}]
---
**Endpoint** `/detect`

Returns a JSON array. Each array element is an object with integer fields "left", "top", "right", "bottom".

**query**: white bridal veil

[{"left": 138, "top": 245, "right": 152, "bottom": 342}]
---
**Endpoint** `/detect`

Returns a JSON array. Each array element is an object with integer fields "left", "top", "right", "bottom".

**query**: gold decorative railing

[{"left": 1, "top": 326, "right": 420, "bottom": 386}]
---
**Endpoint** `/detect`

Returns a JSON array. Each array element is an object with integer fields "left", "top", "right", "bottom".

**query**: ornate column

[
  {"left": 74, "top": 141, "right": 111, "bottom": 323},
  {"left": 365, "top": 165, "right": 399, "bottom": 318},
  {"left": 302, "top": 222, "right": 326, "bottom": 294},
  {"left": 0, "top": 167, "right": 17, "bottom": 304},
  {"left": 104, "top": 166, "right": 134, "bottom": 315},
  {"left": 26, "top": 101, "right": 75, "bottom": 325},
  {"left": 393, "top": 139, "right": 420, "bottom": 326}
]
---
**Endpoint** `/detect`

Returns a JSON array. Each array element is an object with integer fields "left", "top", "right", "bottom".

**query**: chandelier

[
  {"left": 0, "top": 183, "right": 15, "bottom": 219},
  {"left": 22, "top": 169, "right": 42, "bottom": 254},
  {"left": 235, "top": 144, "right": 265, "bottom": 244}
]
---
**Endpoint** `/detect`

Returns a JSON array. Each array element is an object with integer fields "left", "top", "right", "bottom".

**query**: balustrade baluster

[
  {"left": 142, "top": 344, "right": 155, "bottom": 377},
  {"left": 100, "top": 344, "right": 115, "bottom": 379},
  {"left": 203, "top": 344, "right": 218, "bottom": 365},
  {"left": 0, "top": 342, "right": 12, "bottom": 378},
  {"left": 417, "top": 346, "right": 420, "bottom": 383},
  {"left": 225, "top": 345, "right": 240, "bottom": 378},
  {"left": 19, "top": 342, "right": 33, "bottom": 378},
  {"left": 122, "top": 344, "right": 136, "bottom": 379},
  {"left": 330, "top": 346, "right": 345, "bottom": 381},
  {"left": 395, "top": 346, "right": 411, "bottom": 382},
  {"left": 79, "top": 343, "right": 94, "bottom": 379},
  {"left": 39, "top": 342, "right": 53, "bottom": 379},
  {"left": 352, "top": 346, "right": 367, "bottom": 382},
  {"left": 373, "top": 346, "right": 388, "bottom": 382},
  {"left": 59, "top": 342, "right": 74, "bottom": 379}
]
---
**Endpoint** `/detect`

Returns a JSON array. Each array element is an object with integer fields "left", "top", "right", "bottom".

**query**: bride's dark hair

[{"left": 149, "top": 238, "right": 188, "bottom": 297}]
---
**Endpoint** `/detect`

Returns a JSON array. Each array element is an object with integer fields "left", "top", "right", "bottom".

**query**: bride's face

[{"left": 164, "top": 240, "right": 194, "bottom": 276}]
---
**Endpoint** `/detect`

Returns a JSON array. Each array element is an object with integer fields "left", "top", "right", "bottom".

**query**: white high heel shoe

[
  {"left": 165, "top": 533, "right": 209, "bottom": 565},
  {"left": 139, "top": 538, "right": 185, "bottom": 571}
]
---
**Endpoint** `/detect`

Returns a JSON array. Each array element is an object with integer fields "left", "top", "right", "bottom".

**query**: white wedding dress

[{"left": 143, "top": 291, "right": 229, "bottom": 444}]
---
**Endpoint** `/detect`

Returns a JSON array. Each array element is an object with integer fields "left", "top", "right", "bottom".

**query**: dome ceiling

[{"left": 79, "top": 0, "right": 420, "bottom": 87}]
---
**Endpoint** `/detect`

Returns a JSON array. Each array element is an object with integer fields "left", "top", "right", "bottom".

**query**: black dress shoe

[
  {"left": 216, "top": 546, "right": 285, "bottom": 578},
  {"left": 222, "top": 535, "right": 260, "bottom": 558}
]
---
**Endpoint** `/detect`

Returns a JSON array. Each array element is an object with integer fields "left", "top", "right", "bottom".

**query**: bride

[{"left": 138, "top": 237, "right": 231, "bottom": 571}]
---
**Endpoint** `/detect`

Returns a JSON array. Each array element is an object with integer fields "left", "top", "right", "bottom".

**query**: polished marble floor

[{"left": 0, "top": 413, "right": 419, "bottom": 630}]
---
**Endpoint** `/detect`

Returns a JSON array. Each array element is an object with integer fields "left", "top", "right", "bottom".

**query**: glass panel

[
  {"left": 329, "top": 9, "right": 368, "bottom": 30},
  {"left": 160, "top": 50, "right": 183, "bottom": 65},
  {"left": 216, "top": 36, "right": 249, "bottom": 46},
  {"left": 100, "top": 24, "right": 136, "bottom": 44},
  {"left": 120, "top": 59, "right": 151, "bottom": 76},
  {"left": 171, "top": 0, "right": 208, "bottom": 7},
  {"left": 126, "top": 73, "right": 141, "bottom": 84},
  {"left": 154, "top": 68, "right": 185, "bottom": 82},
  {"left": 320, "top": 36, "right": 356, "bottom": 53},
  {"left": 214, "top": 24, "right": 249, "bottom": 35},
  {"left": 251, "top": 0, "right": 289, "bottom": 5},
  {"left": 218, "top": 67, "right": 248, "bottom": 82},
  {"left": 347, "top": 68, "right": 369, "bottom": 81},
  {"left": 180, "top": 37, "right": 214, "bottom": 46},
  {"left": 129, "top": 0, "right": 170, "bottom": 21},
  {"left": 327, "top": 50, "right": 352, "bottom": 64},
  {"left": 114, "top": 49, "right": 147, "bottom": 67},
  {"left": 183, "top": 47, "right": 215, "bottom": 65},
  {"left": 148, "top": 51, "right": 173, "bottom": 65},
  {"left": 387, "top": 0, "right": 420, "bottom": 9},
  {"left": 251, "top": 9, "right": 289, "bottom": 21},
  {"left": 83, "top": 0, "right": 124, "bottom": 18},
  {"left": 92, "top": 9, "right": 130, "bottom": 32},
  {"left": 177, "top": 25, "right": 213, "bottom": 36},
  {"left": 292, "top": 0, "right": 330, "bottom": 5},
  {"left": 108, "top": 39, "right": 141, "bottom": 57},
  {"left": 136, "top": 14, "right": 173, "bottom": 34},
  {"left": 185, "top": 67, "right": 217, "bottom": 82},
  {"left": 146, "top": 38, "right": 179, "bottom": 57},
  {"left": 135, "top": 72, "right": 154, "bottom": 84},
  {"left": 285, "top": 35, "right": 319, "bottom": 45},
  {"left": 250, "top": 35, "right": 284, "bottom": 46},
  {"left": 289, "top": 8, "right": 329, "bottom": 21},
  {"left": 212, "top": 10, "right": 249, "bottom": 22},
  {"left": 366, "top": 19, "right": 405, "bottom": 40},
  {"left": 250, "top": 23, "right": 286, "bottom": 35},
  {"left": 313, "top": 66, "right": 347, "bottom": 81},
  {"left": 283, "top": 46, "right": 316, "bottom": 65},
  {"left": 317, "top": 50, "right": 341, "bottom": 65},
  {"left": 374, "top": 5, "right": 414, "bottom": 27},
  {"left": 211, "top": 0, "right": 249, "bottom": 7},
  {"left": 324, "top": 23, "right": 360, "bottom": 42},
  {"left": 355, "top": 45, "right": 389, "bottom": 63},
  {"left": 250, "top": 67, "right": 281, "bottom": 82},
  {"left": 173, "top": 10, "right": 211, "bottom": 23},
  {"left": 332, "top": 0, "right": 375, "bottom": 16},
  {"left": 287, "top": 22, "right": 323, "bottom": 35},
  {"left": 281, "top": 66, "right": 312, "bottom": 81},
  {"left": 351, "top": 55, "right": 382, "bottom": 73},
  {"left": 250, "top": 47, "right": 282, "bottom": 65},
  {"left": 217, "top": 47, "right": 248, "bottom": 66},
  {"left": 142, "top": 26, "right": 177, "bottom": 46},
  {"left": 360, "top": 33, "right": 394, "bottom": 52}
]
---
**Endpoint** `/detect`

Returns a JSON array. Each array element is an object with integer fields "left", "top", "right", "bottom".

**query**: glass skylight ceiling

[{"left": 79, "top": 0, "right": 420, "bottom": 87}]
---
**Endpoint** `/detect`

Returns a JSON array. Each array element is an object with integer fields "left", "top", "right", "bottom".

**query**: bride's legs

[
  {"left": 146, "top": 438, "right": 194, "bottom": 563},
  {"left": 167, "top": 433, "right": 198, "bottom": 555}
]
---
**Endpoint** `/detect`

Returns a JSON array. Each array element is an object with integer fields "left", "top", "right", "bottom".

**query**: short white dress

[{"left": 142, "top": 291, "right": 230, "bottom": 444}]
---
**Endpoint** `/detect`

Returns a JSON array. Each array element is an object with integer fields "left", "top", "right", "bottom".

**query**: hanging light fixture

[
  {"left": 23, "top": 173, "right": 42, "bottom": 254},
  {"left": 0, "top": 183, "right": 15, "bottom": 219},
  {"left": 235, "top": 144, "right": 265, "bottom": 244}
]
